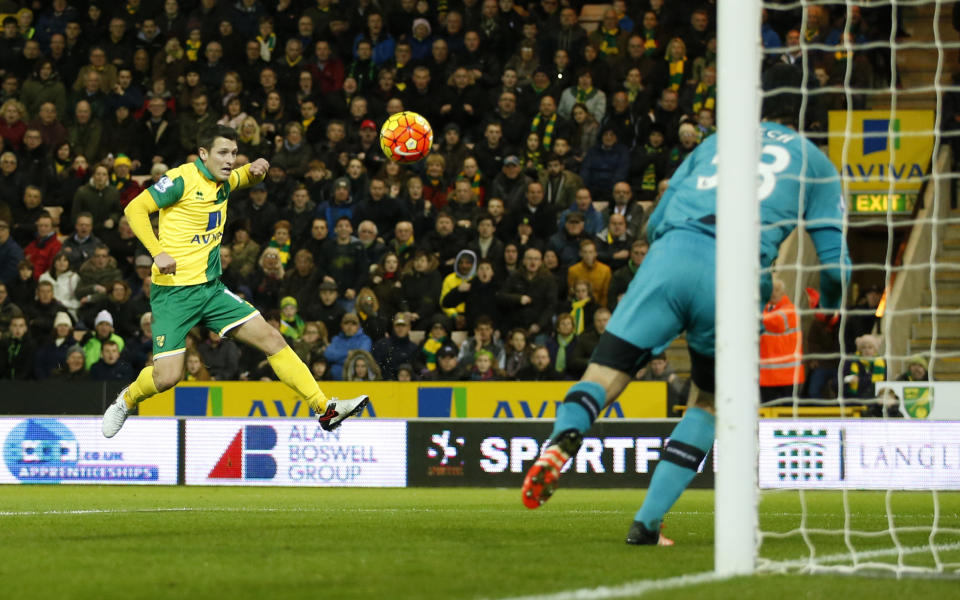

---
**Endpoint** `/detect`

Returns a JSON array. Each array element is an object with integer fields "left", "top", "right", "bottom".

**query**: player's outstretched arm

[
  {"left": 230, "top": 158, "right": 270, "bottom": 190},
  {"left": 124, "top": 190, "right": 176, "bottom": 274}
]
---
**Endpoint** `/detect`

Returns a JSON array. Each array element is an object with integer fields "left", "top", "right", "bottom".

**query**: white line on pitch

[
  {"left": 489, "top": 571, "right": 728, "bottom": 600},
  {"left": 492, "top": 542, "right": 960, "bottom": 600},
  {"left": 0, "top": 507, "right": 870, "bottom": 518}
]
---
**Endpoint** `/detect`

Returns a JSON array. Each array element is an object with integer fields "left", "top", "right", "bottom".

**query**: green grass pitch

[{"left": 0, "top": 486, "right": 957, "bottom": 599}]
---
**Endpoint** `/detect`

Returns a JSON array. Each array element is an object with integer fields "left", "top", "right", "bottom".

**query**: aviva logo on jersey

[{"left": 191, "top": 211, "right": 223, "bottom": 244}]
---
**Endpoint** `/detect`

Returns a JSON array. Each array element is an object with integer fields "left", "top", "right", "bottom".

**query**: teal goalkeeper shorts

[{"left": 604, "top": 228, "right": 717, "bottom": 360}]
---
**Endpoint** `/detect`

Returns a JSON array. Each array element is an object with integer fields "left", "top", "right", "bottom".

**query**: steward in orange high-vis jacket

[{"left": 760, "top": 278, "right": 804, "bottom": 403}]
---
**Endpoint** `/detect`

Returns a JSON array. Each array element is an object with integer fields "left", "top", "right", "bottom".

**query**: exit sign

[{"left": 849, "top": 193, "right": 916, "bottom": 214}]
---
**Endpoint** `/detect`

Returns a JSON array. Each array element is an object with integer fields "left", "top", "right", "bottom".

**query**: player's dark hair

[{"left": 198, "top": 125, "right": 238, "bottom": 152}]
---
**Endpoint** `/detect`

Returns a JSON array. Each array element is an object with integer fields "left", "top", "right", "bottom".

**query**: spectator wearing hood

[
  {"left": 343, "top": 349, "right": 381, "bottom": 381},
  {"left": 324, "top": 312, "right": 372, "bottom": 380},
  {"left": 409, "top": 18, "right": 433, "bottom": 62},
  {"left": 439, "top": 249, "right": 477, "bottom": 325},
  {"left": 441, "top": 258, "right": 502, "bottom": 332},
  {"left": 580, "top": 126, "right": 630, "bottom": 202}
]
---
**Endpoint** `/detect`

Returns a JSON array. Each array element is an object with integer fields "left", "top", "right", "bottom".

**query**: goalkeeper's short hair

[{"left": 761, "top": 63, "right": 804, "bottom": 124}]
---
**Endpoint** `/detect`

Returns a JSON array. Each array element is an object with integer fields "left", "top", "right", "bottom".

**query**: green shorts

[{"left": 150, "top": 279, "right": 259, "bottom": 360}]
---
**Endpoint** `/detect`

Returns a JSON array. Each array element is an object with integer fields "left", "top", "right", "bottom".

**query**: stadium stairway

[
  {"left": 877, "top": 1, "right": 960, "bottom": 111},
  {"left": 909, "top": 216, "right": 960, "bottom": 380}
]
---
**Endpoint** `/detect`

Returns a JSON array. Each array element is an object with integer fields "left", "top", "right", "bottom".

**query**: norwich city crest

[
  {"left": 903, "top": 386, "right": 933, "bottom": 418},
  {"left": 155, "top": 335, "right": 165, "bottom": 348}
]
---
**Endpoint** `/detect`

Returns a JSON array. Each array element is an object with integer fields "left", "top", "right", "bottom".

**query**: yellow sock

[
  {"left": 124, "top": 366, "right": 159, "bottom": 409},
  {"left": 268, "top": 346, "right": 328, "bottom": 413}
]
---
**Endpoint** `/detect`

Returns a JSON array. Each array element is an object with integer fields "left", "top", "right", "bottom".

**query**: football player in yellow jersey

[{"left": 102, "top": 125, "right": 368, "bottom": 438}]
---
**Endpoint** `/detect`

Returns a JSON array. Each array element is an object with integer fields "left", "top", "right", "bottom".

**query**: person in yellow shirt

[
  {"left": 102, "top": 125, "right": 367, "bottom": 438},
  {"left": 566, "top": 238, "right": 612, "bottom": 307}
]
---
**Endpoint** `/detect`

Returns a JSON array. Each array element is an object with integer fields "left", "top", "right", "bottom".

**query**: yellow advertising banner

[
  {"left": 828, "top": 109, "right": 935, "bottom": 212},
  {"left": 138, "top": 381, "right": 667, "bottom": 419}
]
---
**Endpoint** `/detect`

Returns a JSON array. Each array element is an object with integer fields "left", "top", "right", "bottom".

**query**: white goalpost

[
  {"left": 715, "top": 0, "right": 762, "bottom": 577},
  {"left": 714, "top": 0, "right": 960, "bottom": 580}
]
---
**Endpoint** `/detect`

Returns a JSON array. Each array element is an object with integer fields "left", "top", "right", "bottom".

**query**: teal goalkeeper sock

[
  {"left": 549, "top": 381, "right": 606, "bottom": 440},
  {"left": 635, "top": 406, "right": 716, "bottom": 530}
]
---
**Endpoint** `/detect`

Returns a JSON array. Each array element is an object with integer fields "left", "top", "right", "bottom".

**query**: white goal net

[{"left": 745, "top": 0, "right": 960, "bottom": 577}]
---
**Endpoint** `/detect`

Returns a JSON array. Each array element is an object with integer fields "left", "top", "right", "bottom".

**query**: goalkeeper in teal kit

[{"left": 522, "top": 66, "right": 850, "bottom": 545}]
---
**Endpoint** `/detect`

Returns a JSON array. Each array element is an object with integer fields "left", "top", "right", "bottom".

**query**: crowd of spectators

[{"left": 0, "top": 0, "right": 897, "bottom": 383}]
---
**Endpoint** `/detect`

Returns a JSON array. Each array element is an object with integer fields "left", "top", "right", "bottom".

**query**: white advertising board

[
  {"left": 185, "top": 419, "right": 407, "bottom": 487},
  {"left": 0, "top": 417, "right": 178, "bottom": 485},
  {"left": 759, "top": 419, "right": 960, "bottom": 490}
]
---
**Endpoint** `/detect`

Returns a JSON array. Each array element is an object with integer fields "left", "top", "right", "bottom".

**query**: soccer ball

[{"left": 380, "top": 111, "right": 433, "bottom": 163}]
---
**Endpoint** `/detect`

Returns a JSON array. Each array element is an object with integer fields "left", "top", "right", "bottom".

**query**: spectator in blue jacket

[
  {"left": 556, "top": 188, "right": 604, "bottom": 237},
  {"left": 0, "top": 217, "right": 24, "bottom": 286},
  {"left": 325, "top": 312, "right": 373, "bottom": 380},
  {"left": 580, "top": 126, "right": 630, "bottom": 202}
]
